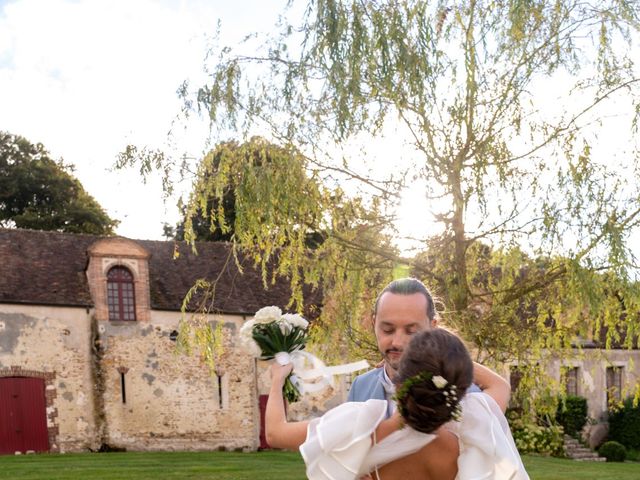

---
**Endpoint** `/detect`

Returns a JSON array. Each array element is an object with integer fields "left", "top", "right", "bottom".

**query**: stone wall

[
  {"left": 0, "top": 304, "right": 98, "bottom": 452},
  {"left": 545, "top": 349, "right": 640, "bottom": 420},
  {"left": 503, "top": 347, "right": 640, "bottom": 446},
  {"left": 0, "top": 304, "right": 262, "bottom": 453},
  {"left": 4, "top": 298, "right": 638, "bottom": 453},
  {"left": 98, "top": 310, "right": 259, "bottom": 451}
]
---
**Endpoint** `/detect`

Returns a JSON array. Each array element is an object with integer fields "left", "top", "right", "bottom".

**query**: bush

[
  {"left": 555, "top": 395, "right": 588, "bottom": 438},
  {"left": 599, "top": 441, "right": 627, "bottom": 462},
  {"left": 608, "top": 397, "right": 640, "bottom": 449},
  {"left": 625, "top": 448, "right": 640, "bottom": 462},
  {"left": 508, "top": 412, "right": 565, "bottom": 457}
]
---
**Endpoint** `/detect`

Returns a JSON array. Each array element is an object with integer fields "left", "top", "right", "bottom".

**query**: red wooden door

[
  {"left": 258, "top": 394, "right": 287, "bottom": 450},
  {"left": 258, "top": 395, "right": 270, "bottom": 449},
  {"left": 0, "top": 377, "right": 49, "bottom": 455}
]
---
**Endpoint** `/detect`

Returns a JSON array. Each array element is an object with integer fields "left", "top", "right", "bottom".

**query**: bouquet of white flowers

[{"left": 239, "top": 306, "right": 309, "bottom": 402}]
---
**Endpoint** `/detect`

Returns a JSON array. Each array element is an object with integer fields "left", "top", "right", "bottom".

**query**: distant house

[
  {"left": 508, "top": 346, "right": 640, "bottom": 416},
  {"left": 0, "top": 228, "right": 321, "bottom": 454},
  {"left": 506, "top": 340, "right": 639, "bottom": 445}
]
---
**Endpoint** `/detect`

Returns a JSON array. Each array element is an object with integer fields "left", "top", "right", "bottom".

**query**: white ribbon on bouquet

[{"left": 275, "top": 351, "right": 369, "bottom": 394}]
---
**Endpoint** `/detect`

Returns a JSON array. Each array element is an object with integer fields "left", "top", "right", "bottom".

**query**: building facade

[
  {"left": 0, "top": 228, "right": 324, "bottom": 454},
  {"left": 2, "top": 228, "right": 637, "bottom": 454}
]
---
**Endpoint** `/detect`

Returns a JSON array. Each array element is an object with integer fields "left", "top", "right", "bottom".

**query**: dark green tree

[{"left": 0, "top": 132, "right": 118, "bottom": 234}]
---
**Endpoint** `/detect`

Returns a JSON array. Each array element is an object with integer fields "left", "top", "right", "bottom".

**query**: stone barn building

[
  {"left": 0, "top": 228, "right": 326, "bottom": 454},
  {"left": 2, "top": 228, "right": 638, "bottom": 454}
]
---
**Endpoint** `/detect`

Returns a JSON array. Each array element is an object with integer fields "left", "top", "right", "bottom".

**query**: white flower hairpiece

[
  {"left": 394, "top": 372, "right": 463, "bottom": 423},
  {"left": 432, "top": 375, "right": 448, "bottom": 389}
]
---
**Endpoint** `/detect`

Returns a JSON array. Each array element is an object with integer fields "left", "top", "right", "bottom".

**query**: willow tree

[
  {"left": 125, "top": 1, "right": 640, "bottom": 394},
  {"left": 165, "top": 136, "right": 397, "bottom": 361}
]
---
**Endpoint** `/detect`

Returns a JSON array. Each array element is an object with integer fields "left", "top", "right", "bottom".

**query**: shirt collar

[{"left": 380, "top": 365, "right": 396, "bottom": 396}]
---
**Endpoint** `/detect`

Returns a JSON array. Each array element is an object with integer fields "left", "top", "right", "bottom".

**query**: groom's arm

[{"left": 472, "top": 362, "right": 510, "bottom": 412}]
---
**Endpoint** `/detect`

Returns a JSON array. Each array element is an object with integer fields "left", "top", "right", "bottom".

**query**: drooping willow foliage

[{"left": 121, "top": 1, "right": 640, "bottom": 406}]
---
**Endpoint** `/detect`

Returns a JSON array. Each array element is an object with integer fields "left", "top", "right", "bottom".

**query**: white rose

[
  {"left": 281, "top": 313, "right": 308, "bottom": 330},
  {"left": 240, "top": 336, "right": 262, "bottom": 357},
  {"left": 432, "top": 375, "right": 448, "bottom": 389},
  {"left": 253, "top": 306, "right": 282, "bottom": 324},
  {"left": 239, "top": 319, "right": 256, "bottom": 340},
  {"left": 238, "top": 319, "right": 262, "bottom": 357},
  {"left": 277, "top": 318, "right": 293, "bottom": 334}
]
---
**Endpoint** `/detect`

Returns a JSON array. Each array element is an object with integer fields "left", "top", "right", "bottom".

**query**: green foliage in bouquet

[
  {"left": 251, "top": 323, "right": 307, "bottom": 360},
  {"left": 252, "top": 322, "right": 308, "bottom": 403}
]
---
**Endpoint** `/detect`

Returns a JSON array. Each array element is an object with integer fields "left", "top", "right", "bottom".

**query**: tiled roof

[
  {"left": 0, "top": 228, "right": 96, "bottom": 307},
  {"left": 0, "top": 228, "right": 318, "bottom": 315}
]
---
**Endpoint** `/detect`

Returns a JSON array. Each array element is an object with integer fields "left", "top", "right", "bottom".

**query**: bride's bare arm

[
  {"left": 473, "top": 362, "right": 510, "bottom": 412},
  {"left": 265, "top": 363, "right": 309, "bottom": 450},
  {"left": 374, "top": 410, "right": 403, "bottom": 443}
]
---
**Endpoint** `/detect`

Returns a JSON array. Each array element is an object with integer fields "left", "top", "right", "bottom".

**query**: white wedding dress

[{"left": 299, "top": 392, "right": 529, "bottom": 480}]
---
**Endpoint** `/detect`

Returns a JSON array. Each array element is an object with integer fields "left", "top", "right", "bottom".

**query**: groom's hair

[
  {"left": 373, "top": 277, "right": 437, "bottom": 321},
  {"left": 394, "top": 329, "right": 473, "bottom": 434}
]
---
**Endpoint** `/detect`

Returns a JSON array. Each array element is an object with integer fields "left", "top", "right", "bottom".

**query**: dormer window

[{"left": 107, "top": 266, "right": 136, "bottom": 321}]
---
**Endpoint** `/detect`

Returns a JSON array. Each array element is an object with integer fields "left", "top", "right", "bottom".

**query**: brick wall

[{"left": 86, "top": 238, "right": 151, "bottom": 323}]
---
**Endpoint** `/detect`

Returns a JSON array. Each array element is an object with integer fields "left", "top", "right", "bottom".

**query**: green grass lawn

[
  {"left": 0, "top": 451, "right": 305, "bottom": 480},
  {"left": 0, "top": 451, "right": 637, "bottom": 479},
  {"left": 523, "top": 455, "right": 639, "bottom": 479}
]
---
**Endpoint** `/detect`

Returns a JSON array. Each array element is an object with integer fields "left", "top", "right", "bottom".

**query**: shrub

[
  {"left": 555, "top": 395, "right": 588, "bottom": 438},
  {"left": 625, "top": 448, "right": 640, "bottom": 462},
  {"left": 599, "top": 441, "right": 627, "bottom": 462},
  {"left": 508, "top": 412, "right": 565, "bottom": 457},
  {"left": 608, "top": 397, "right": 640, "bottom": 449}
]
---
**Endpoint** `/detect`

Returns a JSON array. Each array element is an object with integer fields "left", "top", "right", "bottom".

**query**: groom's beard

[{"left": 383, "top": 348, "right": 403, "bottom": 375}]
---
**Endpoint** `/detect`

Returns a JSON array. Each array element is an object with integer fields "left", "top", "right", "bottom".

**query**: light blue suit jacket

[
  {"left": 347, "top": 367, "right": 481, "bottom": 403},
  {"left": 347, "top": 367, "right": 386, "bottom": 402}
]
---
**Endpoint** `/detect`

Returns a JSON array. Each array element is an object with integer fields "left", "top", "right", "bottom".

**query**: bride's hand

[{"left": 270, "top": 362, "right": 293, "bottom": 386}]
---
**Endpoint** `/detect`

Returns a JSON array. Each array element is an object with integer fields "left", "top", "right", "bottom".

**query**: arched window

[{"left": 107, "top": 266, "right": 136, "bottom": 321}]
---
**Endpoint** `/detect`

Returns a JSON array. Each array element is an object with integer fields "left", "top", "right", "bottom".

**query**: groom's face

[{"left": 373, "top": 292, "right": 435, "bottom": 378}]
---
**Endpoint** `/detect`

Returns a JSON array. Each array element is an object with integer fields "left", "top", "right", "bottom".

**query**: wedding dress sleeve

[
  {"left": 448, "top": 392, "right": 530, "bottom": 480},
  {"left": 299, "top": 399, "right": 386, "bottom": 480},
  {"left": 299, "top": 399, "right": 436, "bottom": 480}
]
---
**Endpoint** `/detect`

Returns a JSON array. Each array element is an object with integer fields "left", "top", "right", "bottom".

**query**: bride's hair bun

[{"left": 394, "top": 329, "right": 473, "bottom": 434}]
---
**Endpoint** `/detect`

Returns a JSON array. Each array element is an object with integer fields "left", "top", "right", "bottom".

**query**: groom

[
  {"left": 348, "top": 277, "right": 479, "bottom": 411},
  {"left": 348, "top": 277, "right": 438, "bottom": 408}
]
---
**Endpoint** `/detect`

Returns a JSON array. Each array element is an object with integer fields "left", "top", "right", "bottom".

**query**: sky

[
  {"left": 0, "top": 0, "right": 294, "bottom": 240},
  {"left": 1, "top": 0, "right": 639, "bottom": 261},
  {"left": 0, "top": 0, "right": 442, "bottom": 255}
]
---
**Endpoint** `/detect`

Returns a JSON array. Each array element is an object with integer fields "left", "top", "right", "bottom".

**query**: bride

[{"left": 265, "top": 328, "right": 529, "bottom": 480}]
